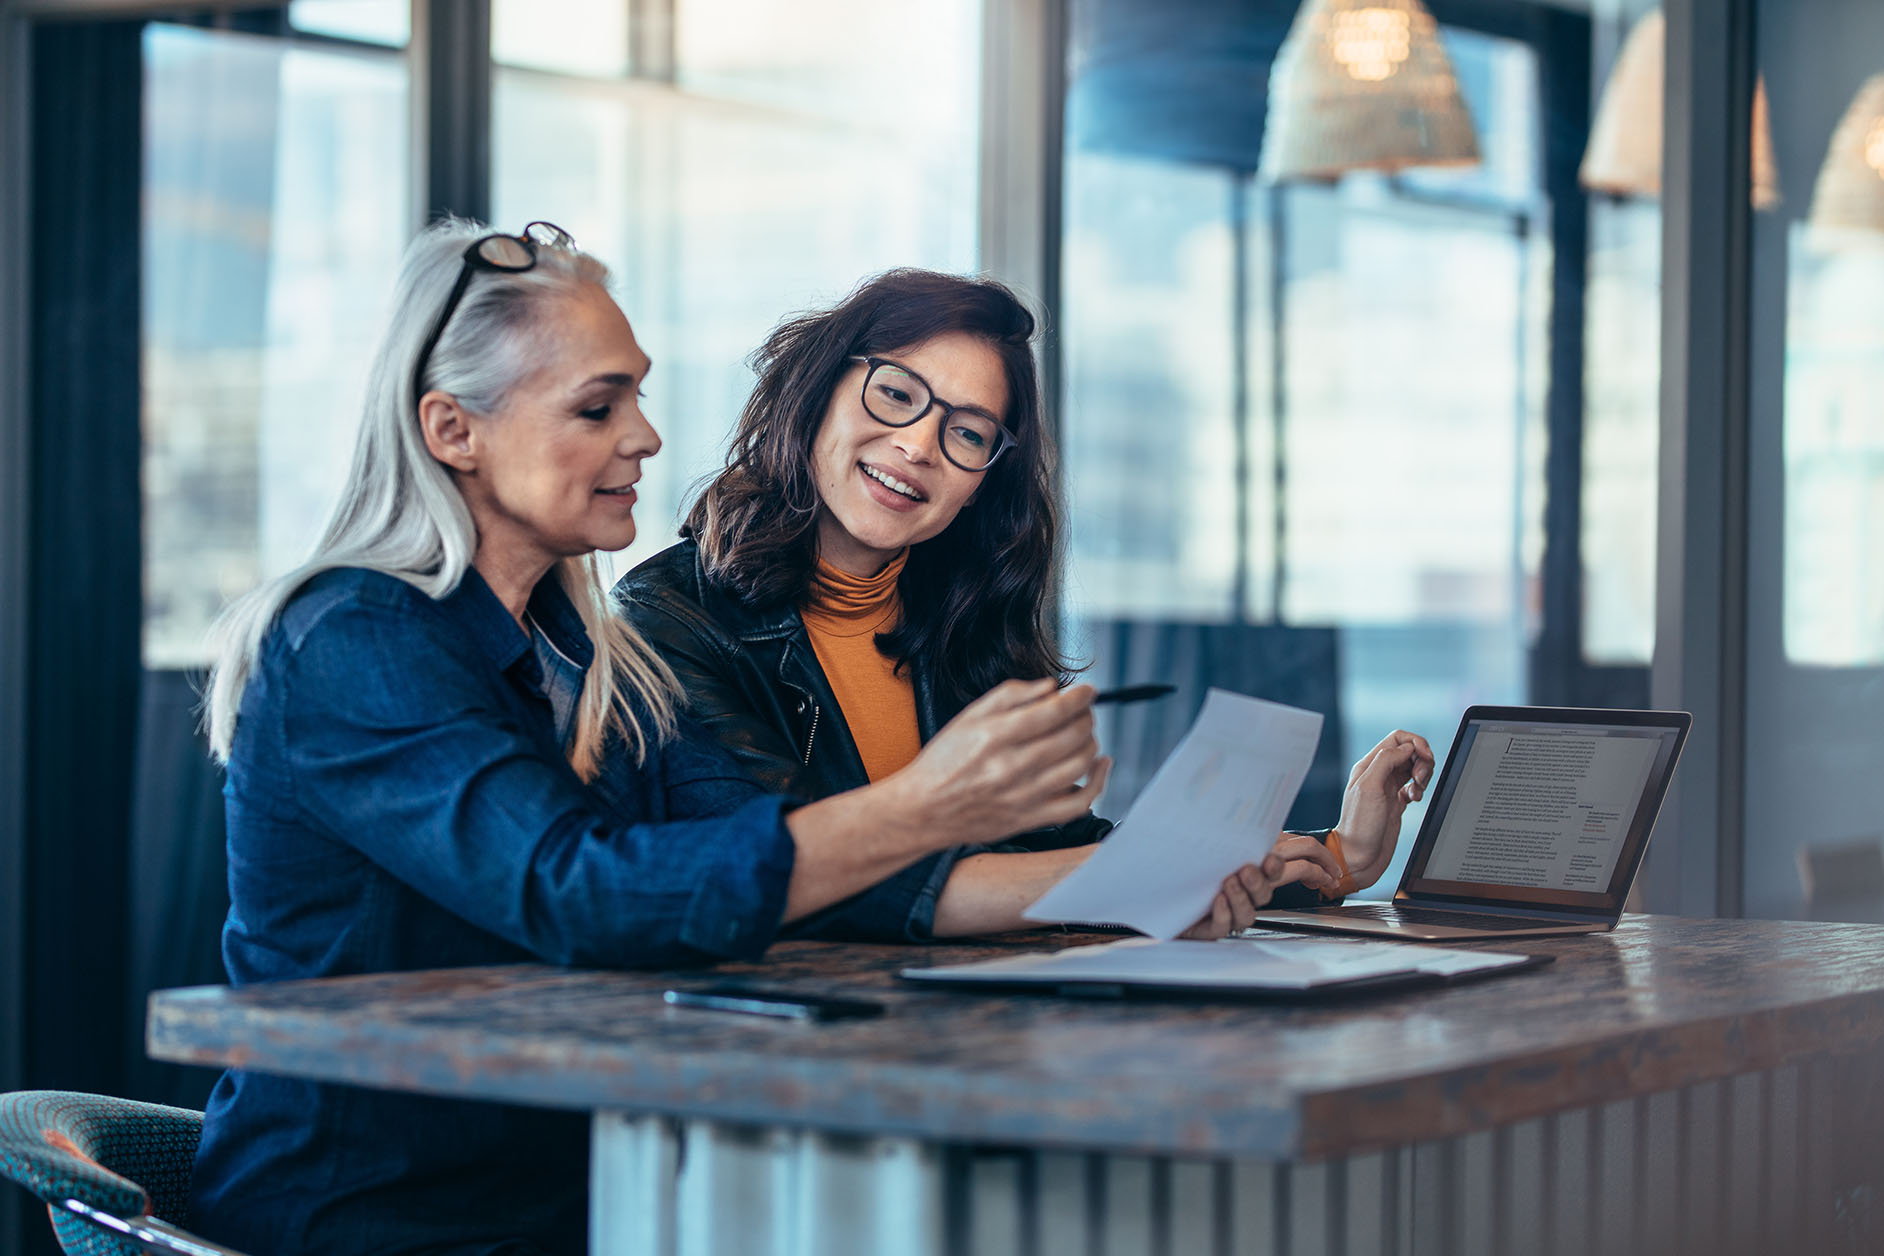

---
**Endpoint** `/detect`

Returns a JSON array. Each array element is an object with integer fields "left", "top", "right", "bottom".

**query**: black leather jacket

[
  {"left": 616, "top": 539, "right": 1112, "bottom": 847},
  {"left": 615, "top": 538, "right": 1324, "bottom": 925}
]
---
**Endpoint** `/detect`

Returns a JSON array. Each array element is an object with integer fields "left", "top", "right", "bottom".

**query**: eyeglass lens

[
  {"left": 523, "top": 221, "right": 575, "bottom": 249},
  {"left": 474, "top": 235, "right": 535, "bottom": 269},
  {"left": 863, "top": 363, "right": 1004, "bottom": 470}
]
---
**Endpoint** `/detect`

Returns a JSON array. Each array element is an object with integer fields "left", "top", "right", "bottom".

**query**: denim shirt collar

[{"left": 444, "top": 566, "right": 595, "bottom": 684}]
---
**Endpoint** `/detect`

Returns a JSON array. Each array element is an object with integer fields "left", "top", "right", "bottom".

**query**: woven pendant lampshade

[
  {"left": 1579, "top": 9, "right": 1781, "bottom": 209},
  {"left": 1807, "top": 74, "right": 1884, "bottom": 233},
  {"left": 1260, "top": 0, "right": 1480, "bottom": 181}
]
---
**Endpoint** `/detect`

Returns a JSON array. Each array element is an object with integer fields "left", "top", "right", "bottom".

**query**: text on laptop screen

[{"left": 1401, "top": 717, "right": 1685, "bottom": 912}]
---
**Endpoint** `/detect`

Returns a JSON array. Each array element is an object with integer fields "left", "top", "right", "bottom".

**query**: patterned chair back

[{"left": 0, "top": 1090, "right": 241, "bottom": 1256}]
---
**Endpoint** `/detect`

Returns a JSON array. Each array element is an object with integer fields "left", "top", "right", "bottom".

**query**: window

[
  {"left": 142, "top": 18, "right": 409, "bottom": 667},
  {"left": 1742, "top": 0, "right": 1884, "bottom": 921},
  {"left": 1781, "top": 232, "right": 1884, "bottom": 667},
  {"left": 1580, "top": 198, "right": 1660, "bottom": 665},
  {"left": 490, "top": 0, "right": 983, "bottom": 581},
  {"left": 1061, "top": 9, "right": 1560, "bottom": 889}
]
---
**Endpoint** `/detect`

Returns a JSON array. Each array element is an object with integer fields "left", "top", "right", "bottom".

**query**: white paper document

[
  {"left": 903, "top": 936, "right": 1535, "bottom": 992},
  {"left": 1229, "top": 930, "right": 1539, "bottom": 978},
  {"left": 1023, "top": 689, "right": 1323, "bottom": 939}
]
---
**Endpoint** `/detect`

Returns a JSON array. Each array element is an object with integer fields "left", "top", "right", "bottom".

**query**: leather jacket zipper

[{"left": 801, "top": 704, "right": 821, "bottom": 765}]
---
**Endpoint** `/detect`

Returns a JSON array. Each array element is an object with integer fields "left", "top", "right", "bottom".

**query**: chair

[{"left": 0, "top": 1090, "right": 250, "bottom": 1255}]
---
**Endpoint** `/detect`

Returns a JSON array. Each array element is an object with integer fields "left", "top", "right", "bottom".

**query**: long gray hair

[{"left": 205, "top": 218, "right": 677, "bottom": 779}]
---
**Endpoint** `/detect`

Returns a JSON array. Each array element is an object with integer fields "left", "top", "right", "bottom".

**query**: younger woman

[{"left": 619, "top": 270, "right": 1433, "bottom": 939}]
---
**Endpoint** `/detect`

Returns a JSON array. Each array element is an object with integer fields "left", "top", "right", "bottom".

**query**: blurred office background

[{"left": 1, "top": 1, "right": 1881, "bottom": 1248}]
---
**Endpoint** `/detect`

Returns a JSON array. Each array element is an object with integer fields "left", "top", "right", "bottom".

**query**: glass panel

[
  {"left": 288, "top": 0, "right": 410, "bottom": 47},
  {"left": 142, "top": 24, "right": 409, "bottom": 667},
  {"left": 493, "top": 0, "right": 630, "bottom": 77},
  {"left": 1580, "top": 198, "right": 1660, "bottom": 664},
  {"left": 1578, "top": 0, "right": 1664, "bottom": 667},
  {"left": 491, "top": 0, "right": 981, "bottom": 582},
  {"left": 1782, "top": 236, "right": 1884, "bottom": 667},
  {"left": 1062, "top": 1, "right": 1628, "bottom": 893},
  {"left": 1062, "top": 155, "right": 1245, "bottom": 622},
  {"left": 676, "top": 0, "right": 973, "bottom": 130},
  {"left": 1276, "top": 186, "right": 1541, "bottom": 633},
  {"left": 1744, "top": 0, "right": 1884, "bottom": 922}
]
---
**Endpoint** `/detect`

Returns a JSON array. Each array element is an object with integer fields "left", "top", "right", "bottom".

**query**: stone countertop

[{"left": 147, "top": 915, "right": 1884, "bottom": 1159}]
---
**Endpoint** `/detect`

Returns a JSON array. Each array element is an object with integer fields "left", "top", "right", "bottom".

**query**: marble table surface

[{"left": 147, "top": 915, "right": 1884, "bottom": 1158}]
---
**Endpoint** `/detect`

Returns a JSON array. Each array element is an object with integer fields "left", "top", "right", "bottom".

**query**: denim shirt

[{"left": 191, "top": 566, "right": 803, "bottom": 1256}]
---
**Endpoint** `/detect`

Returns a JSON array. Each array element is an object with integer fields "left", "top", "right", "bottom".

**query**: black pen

[{"left": 1091, "top": 684, "right": 1177, "bottom": 706}]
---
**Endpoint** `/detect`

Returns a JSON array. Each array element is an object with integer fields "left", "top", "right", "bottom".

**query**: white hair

[{"left": 205, "top": 217, "right": 677, "bottom": 780}]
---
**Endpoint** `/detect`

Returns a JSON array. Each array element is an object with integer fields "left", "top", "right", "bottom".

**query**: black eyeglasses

[
  {"left": 411, "top": 221, "right": 576, "bottom": 408},
  {"left": 849, "top": 355, "right": 1018, "bottom": 472}
]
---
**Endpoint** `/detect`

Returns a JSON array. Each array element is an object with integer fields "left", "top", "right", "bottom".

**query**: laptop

[{"left": 1248, "top": 706, "right": 1691, "bottom": 941}]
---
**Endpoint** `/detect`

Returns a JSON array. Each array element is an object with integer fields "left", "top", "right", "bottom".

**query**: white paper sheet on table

[
  {"left": 904, "top": 937, "right": 1416, "bottom": 991},
  {"left": 1023, "top": 688, "right": 1323, "bottom": 939},
  {"left": 902, "top": 936, "right": 1536, "bottom": 992}
]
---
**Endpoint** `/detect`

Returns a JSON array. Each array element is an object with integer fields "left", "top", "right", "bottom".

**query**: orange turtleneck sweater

[{"left": 801, "top": 551, "right": 922, "bottom": 782}]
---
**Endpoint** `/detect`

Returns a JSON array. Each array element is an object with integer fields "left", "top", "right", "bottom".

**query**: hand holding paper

[{"left": 1024, "top": 689, "right": 1323, "bottom": 939}]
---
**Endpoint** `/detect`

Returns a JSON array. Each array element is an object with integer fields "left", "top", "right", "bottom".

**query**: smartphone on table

[{"left": 662, "top": 983, "right": 885, "bottom": 1023}]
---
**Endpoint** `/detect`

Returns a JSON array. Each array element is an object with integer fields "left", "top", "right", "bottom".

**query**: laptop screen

[{"left": 1397, "top": 708, "right": 1689, "bottom": 916}]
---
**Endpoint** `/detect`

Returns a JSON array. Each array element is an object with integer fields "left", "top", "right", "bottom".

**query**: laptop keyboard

[{"left": 1329, "top": 903, "right": 1560, "bottom": 932}]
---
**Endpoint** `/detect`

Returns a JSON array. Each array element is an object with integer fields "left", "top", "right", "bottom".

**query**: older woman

[
  {"left": 191, "top": 224, "right": 1158, "bottom": 1254},
  {"left": 618, "top": 269, "right": 1436, "bottom": 935}
]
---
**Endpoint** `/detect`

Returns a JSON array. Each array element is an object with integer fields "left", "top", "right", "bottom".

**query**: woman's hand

[
  {"left": 1330, "top": 729, "right": 1436, "bottom": 890},
  {"left": 782, "top": 680, "right": 1106, "bottom": 923},
  {"left": 1177, "top": 836, "right": 1345, "bottom": 939},
  {"left": 890, "top": 679, "right": 1110, "bottom": 850}
]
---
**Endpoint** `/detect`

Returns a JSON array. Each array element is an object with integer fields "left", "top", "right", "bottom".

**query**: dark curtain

[
  {"left": 125, "top": 670, "right": 230, "bottom": 1111},
  {"left": 18, "top": 18, "right": 146, "bottom": 1256},
  {"left": 1085, "top": 621, "right": 1344, "bottom": 833}
]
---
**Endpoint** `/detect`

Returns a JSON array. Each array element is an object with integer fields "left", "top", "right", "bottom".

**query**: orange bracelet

[{"left": 1322, "top": 830, "right": 1360, "bottom": 899}]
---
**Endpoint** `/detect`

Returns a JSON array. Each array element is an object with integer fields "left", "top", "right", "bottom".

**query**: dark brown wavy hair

[{"left": 687, "top": 268, "right": 1069, "bottom": 710}]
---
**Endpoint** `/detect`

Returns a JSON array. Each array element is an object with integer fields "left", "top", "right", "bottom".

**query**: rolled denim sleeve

[
  {"left": 780, "top": 843, "right": 994, "bottom": 943},
  {"left": 650, "top": 721, "right": 975, "bottom": 944},
  {"left": 281, "top": 597, "right": 796, "bottom": 967},
  {"left": 653, "top": 717, "right": 782, "bottom": 818}
]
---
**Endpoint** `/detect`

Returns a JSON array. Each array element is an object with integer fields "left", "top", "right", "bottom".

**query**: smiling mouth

[
  {"left": 596, "top": 484, "right": 637, "bottom": 496},
  {"left": 861, "top": 463, "right": 925, "bottom": 502}
]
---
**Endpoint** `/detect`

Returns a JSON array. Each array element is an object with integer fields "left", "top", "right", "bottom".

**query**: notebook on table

[
  {"left": 1247, "top": 705, "right": 1690, "bottom": 942},
  {"left": 899, "top": 936, "right": 1550, "bottom": 1001}
]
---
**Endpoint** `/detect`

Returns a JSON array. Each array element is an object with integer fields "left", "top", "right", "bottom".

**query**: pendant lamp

[
  {"left": 1807, "top": 74, "right": 1884, "bottom": 233},
  {"left": 1260, "top": 0, "right": 1481, "bottom": 181},
  {"left": 1580, "top": 9, "right": 1781, "bottom": 209}
]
